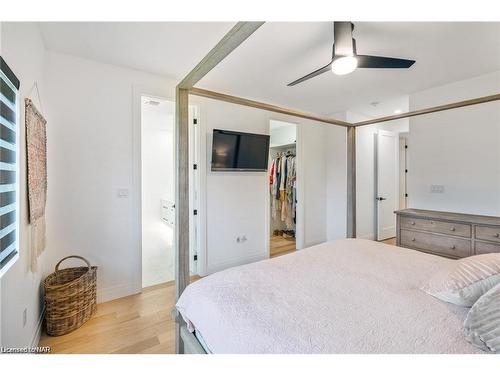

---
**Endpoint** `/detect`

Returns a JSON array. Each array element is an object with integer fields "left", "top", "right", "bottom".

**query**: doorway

[
  {"left": 375, "top": 129, "right": 409, "bottom": 241},
  {"left": 269, "top": 120, "right": 298, "bottom": 258},
  {"left": 375, "top": 130, "right": 398, "bottom": 240},
  {"left": 141, "top": 96, "right": 175, "bottom": 288}
]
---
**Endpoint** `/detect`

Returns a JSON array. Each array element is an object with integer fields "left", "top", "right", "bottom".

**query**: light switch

[
  {"left": 117, "top": 188, "right": 130, "bottom": 198},
  {"left": 430, "top": 185, "right": 444, "bottom": 194}
]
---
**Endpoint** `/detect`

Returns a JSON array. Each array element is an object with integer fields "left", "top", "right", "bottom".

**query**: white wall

[
  {"left": 0, "top": 24, "right": 349, "bottom": 346},
  {"left": 45, "top": 49, "right": 349, "bottom": 298},
  {"left": 195, "top": 97, "right": 347, "bottom": 275},
  {"left": 43, "top": 51, "right": 177, "bottom": 303},
  {"left": 408, "top": 71, "right": 500, "bottom": 215},
  {"left": 141, "top": 99, "right": 175, "bottom": 287},
  {"left": 303, "top": 121, "right": 347, "bottom": 245},
  {"left": 326, "top": 125, "right": 347, "bottom": 241},
  {"left": 1, "top": 29, "right": 180, "bottom": 345},
  {"left": 0, "top": 22, "right": 49, "bottom": 348}
]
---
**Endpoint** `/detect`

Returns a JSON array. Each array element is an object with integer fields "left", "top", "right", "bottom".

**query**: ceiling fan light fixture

[{"left": 331, "top": 55, "right": 358, "bottom": 75}]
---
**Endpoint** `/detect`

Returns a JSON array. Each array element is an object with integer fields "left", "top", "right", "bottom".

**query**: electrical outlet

[
  {"left": 236, "top": 236, "right": 248, "bottom": 243},
  {"left": 23, "top": 308, "right": 27, "bottom": 327},
  {"left": 117, "top": 188, "right": 129, "bottom": 198},
  {"left": 430, "top": 185, "right": 445, "bottom": 194}
]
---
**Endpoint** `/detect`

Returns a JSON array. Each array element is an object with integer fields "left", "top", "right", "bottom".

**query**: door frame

[
  {"left": 267, "top": 120, "right": 304, "bottom": 253},
  {"left": 133, "top": 86, "right": 201, "bottom": 290},
  {"left": 133, "top": 85, "right": 174, "bottom": 294},
  {"left": 375, "top": 129, "right": 399, "bottom": 241}
]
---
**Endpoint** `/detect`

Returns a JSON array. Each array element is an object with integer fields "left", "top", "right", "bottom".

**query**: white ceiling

[
  {"left": 348, "top": 95, "right": 409, "bottom": 119},
  {"left": 199, "top": 22, "right": 500, "bottom": 115},
  {"left": 38, "top": 22, "right": 235, "bottom": 80},
  {"left": 39, "top": 22, "right": 500, "bottom": 115}
]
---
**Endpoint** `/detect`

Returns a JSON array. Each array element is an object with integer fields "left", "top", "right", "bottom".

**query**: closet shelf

[{"left": 270, "top": 142, "right": 296, "bottom": 149}]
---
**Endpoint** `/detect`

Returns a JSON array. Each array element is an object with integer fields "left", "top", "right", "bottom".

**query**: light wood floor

[
  {"left": 382, "top": 237, "right": 396, "bottom": 246},
  {"left": 270, "top": 235, "right": 296, "bottom": 258},
  {"left": 39, "top": 281, "right": 178, "bottom": 354}
]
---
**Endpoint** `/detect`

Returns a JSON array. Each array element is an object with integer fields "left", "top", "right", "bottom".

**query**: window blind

[{"left": 0, "top": 56, "right": 19, "bottom": 270}]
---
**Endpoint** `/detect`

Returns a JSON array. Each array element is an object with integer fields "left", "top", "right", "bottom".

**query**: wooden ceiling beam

[
  {"left": 178, "top": 22, "right": 265, "bottom": 89},
  {"left": 189, "top": 87, "right": 352, "bottom": 127},
  {"left": 353, "top": 93, "right": 500, "bottom": 127}
]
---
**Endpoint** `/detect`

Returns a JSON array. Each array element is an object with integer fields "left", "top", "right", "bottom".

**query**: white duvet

[{"left": 176, "top": 239, "right": 481, "bottom": 353}]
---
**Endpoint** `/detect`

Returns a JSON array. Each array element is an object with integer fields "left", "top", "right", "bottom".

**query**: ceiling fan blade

[
  {"left": 287, "top": 62, "right": 332, "bottom": 86},
  {"left": 333, "top": 22, "right": 354, "bottom": 56},
  {"left": 356, "top": 55, "right": 415, "bottom": 69}
]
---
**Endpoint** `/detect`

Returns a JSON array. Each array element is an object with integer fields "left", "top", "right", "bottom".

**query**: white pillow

[
  {"left": 421, "top": 253, "right": 500, "bottom": 307},
  {"left": 464, "top": 282, "right": 500, "bottom": 353}
]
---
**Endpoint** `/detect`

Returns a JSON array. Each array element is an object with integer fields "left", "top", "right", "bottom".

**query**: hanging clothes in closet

[{"left": 269, "top": 151, "right": 296, "bottom": 232}]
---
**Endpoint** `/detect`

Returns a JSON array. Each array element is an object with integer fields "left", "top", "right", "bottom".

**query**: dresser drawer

[
  {"left": 475, "top": 241, "right": 500, "bottom": 255},
  {"left": 475, "top": 225, "right": 500, "bottom": 244},
  {"left": 400, "top": 217, "right": 471, "bottom": 238},
  {"left": 400, "top": 229, "right": 471, "bottom": 258}
]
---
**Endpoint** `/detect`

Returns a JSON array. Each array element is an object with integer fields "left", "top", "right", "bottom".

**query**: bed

[{"left": 175, "top": 239, "right": 481, "bottom": 354}]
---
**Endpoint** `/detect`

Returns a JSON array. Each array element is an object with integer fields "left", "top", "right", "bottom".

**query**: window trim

[{"left": 0, "top": 56, "right": 20, "bottom": 277}]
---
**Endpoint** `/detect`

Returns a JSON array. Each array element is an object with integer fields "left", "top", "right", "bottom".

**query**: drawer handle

[
  {"left": 450, "top": 227, "right": 456, "bottom": 231},
  {"left": 411, "top": 238, "right": 416, "bottom": 242},
  {"left": 450, "top": 245, "right": 456, "bottom": 250},
  {"left": 411, "top": 221, "right": 415, "bottom": 225},
  {"left": 495, "top": 233, "right": 500, "bottom": 238},
  {"left": 430, "top": 221, "right": 434, "bottom": 225}
]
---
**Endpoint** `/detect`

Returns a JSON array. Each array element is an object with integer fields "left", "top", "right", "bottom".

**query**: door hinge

[
  {"left": 405, "top": 145, "right": 408, "bottom": 149},
  {"left": 193, "top": 118, "right": 198, "bottom": 125},
  {"left": 193, "top": 209, "right": 198, "bottom": 215},
  {"left": 194, "top": 254, "right": 198, "bottom": 261},
  {"left": 405, "top": 169, "right": 408, "bottom": 173},
  {"left": 193, "top": 164, "right": 198, "bottom": 170},
  {"left": 405, "top": 193, "right": 408, "bottom": 197}
]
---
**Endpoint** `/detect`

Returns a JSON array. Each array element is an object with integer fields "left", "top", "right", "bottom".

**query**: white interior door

[{"left": 376, "top": 130, "right": 399, "bottom": 240}]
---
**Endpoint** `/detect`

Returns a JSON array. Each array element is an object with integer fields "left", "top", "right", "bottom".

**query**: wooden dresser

[{"left": 395, "top": 209, "right": 500, "bottom": 259}]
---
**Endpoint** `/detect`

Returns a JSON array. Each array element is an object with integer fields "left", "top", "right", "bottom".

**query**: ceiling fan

[{"left": 287, "top": 22, "right": 416, "bottom": 86}]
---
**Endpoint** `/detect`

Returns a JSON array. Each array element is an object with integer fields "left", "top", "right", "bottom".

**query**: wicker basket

[{"left": 44, "top": 256, "right": 97, "bottom": 336}]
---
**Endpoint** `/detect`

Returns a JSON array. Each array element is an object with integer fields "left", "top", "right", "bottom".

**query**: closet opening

[
  {"left": 268, "top": 120, "right": 298, "bottom": 258},
  {"left": 141, "top": 96, "right": 175, "bottom": 288}
]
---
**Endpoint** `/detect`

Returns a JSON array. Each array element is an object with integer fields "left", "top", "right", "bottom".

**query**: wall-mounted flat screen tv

[{"left": 211, "top": 129, "right": 270, "bottom": 172}]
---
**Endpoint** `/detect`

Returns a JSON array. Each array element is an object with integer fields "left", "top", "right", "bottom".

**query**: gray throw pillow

[{"left": 464, "top": 282, "right": 500, "bottom": 353}]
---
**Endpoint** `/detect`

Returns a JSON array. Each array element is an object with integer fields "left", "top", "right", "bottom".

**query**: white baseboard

[
  {"left": 304, "top": 239, "right": 327, "bottom": 248},
  {"left": 30, "top": 306, "right": 45, "bottom": 347},
  {"left": 97, "top": 282, "right": 141, "bottom": 303},
  {"left": 357, "top": 233, "right": 375, "bottom": 240}
]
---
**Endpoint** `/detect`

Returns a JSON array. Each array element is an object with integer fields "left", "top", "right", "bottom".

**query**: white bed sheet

[{"left": 176, "top": 239, "right": 481, "bottom": 354}]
